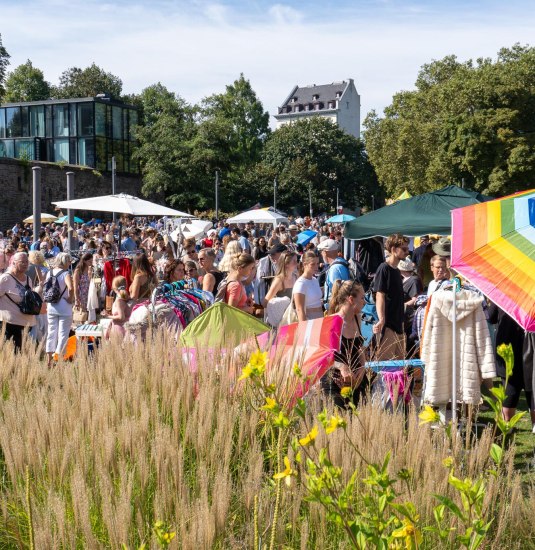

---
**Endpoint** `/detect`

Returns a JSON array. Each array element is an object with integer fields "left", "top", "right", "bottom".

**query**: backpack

[
  {"left": 360, "top": 290, "right": 378, "bottom": 347},
  {"left": 6, "top": 275, "right": 43, "bottom": 316},
  {"left": 348, "top": 258, "right": 371, "bottom": 291},
  {"left": 43, "top": 269, "right": 67, "bottom": 303},
  {"left": 214, "top": 277, "right": 230, "bottom": 303}
]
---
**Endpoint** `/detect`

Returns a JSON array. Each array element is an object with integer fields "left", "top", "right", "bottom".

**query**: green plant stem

[
  {"left": 25, "top": 466, "right": 34, "bottom": 550},
  {"left": 269, "top": 431, "right": 282, "bottom": 550}
]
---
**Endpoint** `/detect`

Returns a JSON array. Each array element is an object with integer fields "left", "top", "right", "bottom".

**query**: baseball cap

[{"left": 317, "top": 238, "right": 339, "bottom": 252}]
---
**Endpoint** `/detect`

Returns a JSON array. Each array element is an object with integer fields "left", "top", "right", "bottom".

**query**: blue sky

[{"left": 1, "top": 0, "right": 534, "bottom": 129}]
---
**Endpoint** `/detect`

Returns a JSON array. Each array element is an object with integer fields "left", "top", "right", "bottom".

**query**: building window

[
  {"left": 112, "top": 106, "right": 122, "bottom": 140},
  {"left": 78, "top": 137, "right": 95, "bottom": 167},
  {"left": 29, "top": 106, "right": 45, "bottom": 137},
  {"left": 6, "top": 107, "right": 21, "bottom": 138},
  {"left": 95, "top": 103, "right": 106, "bottom": 137},
  {"left": 21, "top": 107, "right": 29, "bottom": 137},
  {"left": 53, "top": 105, "right": 69, "bottom": 137},
  {"left": 77, "top": 103, "right": 93, "bottom": 137},
  {"left": 0, "top": 108, "right": 5, "bottom": 138},
  {"left": 312, "top": 94, "right": 319, "bottom": 101},
  {"left": 54, "top": 138, "right": 69, "bottom": 162},
  {"left": 45, "top": 105, "right": 53, "bottom": 137},
  {"left": 15, "top": 139, "right": 34, "bottom": 160},
  {"left": 0, "top": 139, "right": 14, "bottom": 158},
  {"left": 69, "top": 104, "right": 77, "bottom": 136}
]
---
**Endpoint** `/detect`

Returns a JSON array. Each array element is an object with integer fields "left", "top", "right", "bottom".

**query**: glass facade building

[{"left": 0, "top": 97, "right": 139, "bottom": 174}]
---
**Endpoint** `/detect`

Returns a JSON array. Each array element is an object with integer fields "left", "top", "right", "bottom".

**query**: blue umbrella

[
  {"left": 55, "top": 215, "right": 84, "bottom": 224},
  {"left": 326, "top": 214, "right": 357, "bottom": 223},
  {"left": 297, "top": 229, "right": 317, "bottom": 246},
  {"left": 83, "top": 219, "right": 103, "bottom": 226}
]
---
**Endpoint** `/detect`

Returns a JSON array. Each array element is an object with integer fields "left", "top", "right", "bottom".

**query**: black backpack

[
  {"left": 43, "top": 269, "right": 67, "bottom": 303},
  {"left": 6, "top": 275, "right": 43, "bottom": 316}
]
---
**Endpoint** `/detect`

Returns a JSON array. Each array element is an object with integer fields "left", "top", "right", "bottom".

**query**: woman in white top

[
  {"left": 46, "top": 252, "right": 74, "bottom": 366},
  {"left": 293, "top": 251, "right": 324, "bottom": 321}
]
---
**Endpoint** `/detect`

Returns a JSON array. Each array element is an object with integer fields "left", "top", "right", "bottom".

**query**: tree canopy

[
  {"left": 134, "top": 75, "right": 272, "bottom": 213},
  {"left": 364, "top": 44, "right": 535, "bottom": 197},
  {"left": 254, "top": 117, "right": 378, "bottom": 213},
  {"left": 53, "top": 63, "right": 123, "bottom": 99},
  {"left": 0, "top": 33, "right": 10, "bottom": 100},
  {"left": 4, "top": 60, "right": 50, "bottom": 102}
]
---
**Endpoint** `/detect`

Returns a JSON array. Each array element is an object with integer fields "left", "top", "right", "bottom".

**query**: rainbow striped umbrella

[{"left": 451, "top": 189, "right": 535, "bottom": 331}]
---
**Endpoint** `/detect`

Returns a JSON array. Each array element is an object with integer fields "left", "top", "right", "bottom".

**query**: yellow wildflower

[
  {"left": 261, "top": 397, "right": 279, "bottom": 412},
  {"left": 497, "top": 343, "right": 514, "bottom": 378},
  {"left": 392, "top": 519, "right": 423, "bottom": 549},
  {"left": 340, "top": 386, "right": 353, "bottom": 399},
  {"left": 325, "top": 415, "right": 346, "bottom": 434},
  {"left": 238, "top": 365, "right": 254, "bottom": 381},
  {"left": 273, "top": 456, "right": 296, "bottom": 486},
  {"left": 293, "top": 362, "right": 303, "bottom": 377},
  {"left": 442, "top": 456, "right": 454, "bottom": 469},
  {"left": 418, "top": 405, "right": 440, "bottom": 425},
  {"left": 298, "top": 425, "right": 319, "bottom": 447},
  {"left": 238, "top": 350, "right": 268, "bottom": 381}
]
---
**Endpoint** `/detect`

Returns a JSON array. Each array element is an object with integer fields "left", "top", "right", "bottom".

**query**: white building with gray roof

[{"left": 274, "top": 79, "right": 361, "bottom": 138}]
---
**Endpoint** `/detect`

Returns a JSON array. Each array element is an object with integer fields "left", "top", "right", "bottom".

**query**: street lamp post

[
  {"left": 111, "top": 156, "right": 117, "bottom": 223},
  {"left": 273, "top": 177, "right": 277, "bottom": 211},
  {"left": 215, "top": 170, "right": 220, "bottom": 221},
  {"left": 336, "top": 187, "right": 339, "bottom": 213},
  {"left": 308, "top": 183, "right": 313, "bottom": 218}
]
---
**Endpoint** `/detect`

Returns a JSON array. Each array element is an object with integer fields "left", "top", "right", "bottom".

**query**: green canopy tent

[
  {"left": 344, "top": 185, "right": 491, "bottom": 240},
  {"left": 180, "top": 302, "right": 269, "bottom": 349}
]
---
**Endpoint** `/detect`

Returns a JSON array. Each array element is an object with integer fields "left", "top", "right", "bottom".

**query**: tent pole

[{"left": 452, "top": 280, "right": 458, "bottom": 425}]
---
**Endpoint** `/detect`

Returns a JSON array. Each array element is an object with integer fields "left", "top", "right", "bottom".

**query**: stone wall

[{"left": 0, "top": 158, "right": 142, "bottom": 230}]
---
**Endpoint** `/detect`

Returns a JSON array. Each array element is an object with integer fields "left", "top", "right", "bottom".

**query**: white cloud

[
  {"left": 1, "top": 0, "right": 534, "bottom": 130},
  {"left": 268, "top": 4, "right": 303, "bottom": 25}
]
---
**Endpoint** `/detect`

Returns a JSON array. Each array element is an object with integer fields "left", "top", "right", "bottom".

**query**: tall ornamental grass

[{"left": 0, "top": 331, "right": 533, "bottom": 549}]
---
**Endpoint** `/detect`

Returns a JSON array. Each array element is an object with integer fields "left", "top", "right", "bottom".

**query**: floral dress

[{"left": 78, "top": 271, "right": 91, "bottom": 310}]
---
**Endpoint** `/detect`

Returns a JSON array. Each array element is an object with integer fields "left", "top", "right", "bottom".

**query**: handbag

[
  {"left": 280, "top": 296, "right": 298, "bottom": 326},
  {"left": 265, "top": 296, "right": 291, "bottom": 327},
  {"left": 73, "top": 306, "right": 88, "bottom": 324}
]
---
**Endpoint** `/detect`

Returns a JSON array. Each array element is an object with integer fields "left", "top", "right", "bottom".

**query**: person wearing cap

[
  {"left": 372, "top": 234, "right": 410, "bottom": 360},
  {"left": 288, "top": 224, "right": 299, "bottom": 242},
  {"left": 253, "top": 243, "right": 287, "bottom": 305},
  {"left": 432, "top": 236, "right": 451, "bottom": 267},
  {"left": 412, "top": 235, "right": 429, "bottom": 267},
  {"left": 318, "top": 238, "right": 350, "bottom": 304}
]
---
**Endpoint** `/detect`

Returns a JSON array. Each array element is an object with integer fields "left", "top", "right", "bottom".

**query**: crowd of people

[{"left": 0, "top": 215, "right": 533, "bottom": 429}]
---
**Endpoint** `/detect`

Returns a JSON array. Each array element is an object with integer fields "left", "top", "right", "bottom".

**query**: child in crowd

[{"left": 102, "top": 276, "right": 131, "bottom": 339}]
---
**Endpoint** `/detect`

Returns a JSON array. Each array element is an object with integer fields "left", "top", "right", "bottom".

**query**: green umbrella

[{"left": 180, "top": 302, "right": 269, "bottom": 348}]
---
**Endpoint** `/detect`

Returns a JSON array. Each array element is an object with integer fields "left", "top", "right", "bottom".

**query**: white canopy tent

[
  {"left": 53, "top": 193, "right": 193, "bottom": 217},
  {"left": 170, "top": 219, "right": 213, "bottom": 242},
  {"left": 227, "top": 208, "right": 289, "bottom": 229}
]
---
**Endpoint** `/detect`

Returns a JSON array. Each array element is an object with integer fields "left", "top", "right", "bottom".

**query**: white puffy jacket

[{"left": 422, "top": 289, "right": 496, "bottom": 405}]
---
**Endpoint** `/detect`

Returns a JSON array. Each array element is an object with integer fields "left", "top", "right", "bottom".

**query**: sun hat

[
  {"left": 317, "top": 238, "right": 340, "bottom": 252},
  {"left": 432, "top": 237, "right": 451, "bottom": 256},
  {"left": 288, "top": 224, "right": 298, "bottom": 231},
  {"left": 398, "top": 258, "right": 416, "bottom": 272}
]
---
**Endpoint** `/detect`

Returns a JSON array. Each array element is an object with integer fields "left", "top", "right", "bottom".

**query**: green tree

[
  {"left": 254, "top": 117, "right": 378, "bottom": 214},
  {"left": 133, "top": 84, "right": 208, "bottom": 211},
  {"left": 0, "top": 33, "right": 10, "bottom": 100},
  {"left": 197, "top": 74, "right": 271, "bottom": 210},
  {"left": 4, "top": 60, "right": 50, "bottom": 102},
  {"left": 364, "top": 44, "right": 535, "bottom": 197},
  {"left": 53, "top": 63, "right": 122, "bottom": 99}
]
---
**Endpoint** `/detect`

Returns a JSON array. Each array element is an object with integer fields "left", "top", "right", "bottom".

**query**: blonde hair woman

[
  {"left": 322, "top": 279, "right": 368, "bottom": 408},
  {"left": 45, "top": 252, "right": 74, "bottom": 366},
  {"left": 218, "top": 240, "right": 242, "bottom": 274},
  {"left": 225, "top": 253, "right": 255, "bottom": 313}
]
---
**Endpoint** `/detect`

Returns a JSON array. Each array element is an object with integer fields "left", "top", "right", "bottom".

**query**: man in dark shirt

[{"left": 372, "top": 234, "right": 410, "bottom": 360}]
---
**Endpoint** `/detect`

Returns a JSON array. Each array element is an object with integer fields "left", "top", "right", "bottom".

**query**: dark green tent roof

[{"left": 344, "top": 185, "right": 491, "bottom": 240}]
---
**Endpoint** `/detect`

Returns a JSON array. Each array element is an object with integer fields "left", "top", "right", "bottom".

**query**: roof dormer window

[
  {"left": 336, "top": 91, "right": 342, "bottom": 99},
  {"left": 312, "top": 94, "right": 319, "bottom": 101},
  {"left": 290, "top": 97, "right": 298, "bottom": 103}
]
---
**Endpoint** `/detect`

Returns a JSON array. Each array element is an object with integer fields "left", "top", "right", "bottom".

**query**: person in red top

[{"left": 225, "top": 253, "right": 255, "bottom": 314}]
